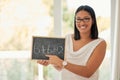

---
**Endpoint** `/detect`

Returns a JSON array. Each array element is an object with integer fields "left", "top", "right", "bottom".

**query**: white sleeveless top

[{"left": 61, "top": 34, "right": 104, "bottom": 80}]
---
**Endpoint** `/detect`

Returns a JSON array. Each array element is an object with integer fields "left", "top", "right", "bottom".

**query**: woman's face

[{"left": 75, "top": 10, "right": 93, "bottom": 34}]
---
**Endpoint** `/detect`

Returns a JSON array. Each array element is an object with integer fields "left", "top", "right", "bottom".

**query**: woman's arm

[{"left": 63, "top": 40, "right": 107, "bottom": 78}]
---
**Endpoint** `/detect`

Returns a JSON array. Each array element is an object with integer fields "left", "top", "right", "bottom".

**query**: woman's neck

[{"left": 80, "top": 33, "right": 91, "bottom": 40}]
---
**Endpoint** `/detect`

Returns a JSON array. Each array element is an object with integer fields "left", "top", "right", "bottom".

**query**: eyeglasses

[{"left": 76, "top": 17, "right": 91, "bottom": 23}]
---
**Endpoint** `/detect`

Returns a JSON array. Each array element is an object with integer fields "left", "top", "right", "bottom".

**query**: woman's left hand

[{"left": 46, "top": 55, "right": 63, "bottom": 68}]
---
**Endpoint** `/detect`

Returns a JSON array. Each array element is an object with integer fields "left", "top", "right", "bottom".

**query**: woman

[{"left": 37, "top": 5, "right": 106, "bottom": 80}]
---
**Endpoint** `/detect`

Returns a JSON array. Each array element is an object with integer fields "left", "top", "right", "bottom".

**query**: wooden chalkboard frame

[{"left": 31, "top": 36, "right": 65, "bottom": 60}]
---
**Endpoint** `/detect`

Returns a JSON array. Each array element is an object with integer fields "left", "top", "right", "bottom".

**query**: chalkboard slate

[{"left": 32, "top": 36, "right": 65, "bottom": 60}]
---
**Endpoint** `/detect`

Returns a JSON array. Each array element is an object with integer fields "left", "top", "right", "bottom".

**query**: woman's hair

[{"left": 74, "top": 5, "right": 98, "bottom": 40}]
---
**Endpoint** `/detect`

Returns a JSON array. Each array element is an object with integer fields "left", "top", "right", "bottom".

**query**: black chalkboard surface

[{"left": 32, "top": 36, "right": 65, "bottom": 60}]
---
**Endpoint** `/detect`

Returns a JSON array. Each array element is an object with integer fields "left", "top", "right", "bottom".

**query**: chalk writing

[{"left": 33, "top": 44, "right": 64, "bottom": 55}]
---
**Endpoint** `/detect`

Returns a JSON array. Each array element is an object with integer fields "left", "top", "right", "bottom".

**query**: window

[{"left": 0, "top": 0, "right": 53, "bottom": 80}]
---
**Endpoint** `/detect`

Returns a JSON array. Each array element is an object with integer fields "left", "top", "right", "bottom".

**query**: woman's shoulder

[
  {"left": 97, "top": 37, "right": 106, "bottom": 42},
  {"left": 91, "top": 38, "right": 106, "bottom": 47},
  {"left": 96, "top": 38, "right": 107, "bottom": 46}
]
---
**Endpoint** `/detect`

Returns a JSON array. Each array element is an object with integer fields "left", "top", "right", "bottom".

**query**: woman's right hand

[{"left": 37, "top": 60, "right": 49, "bottom": 66}]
